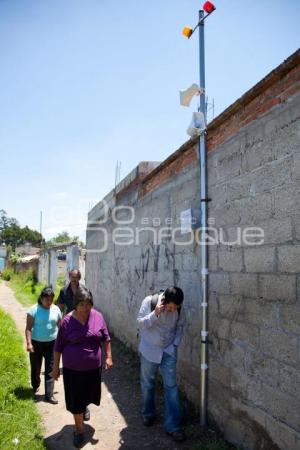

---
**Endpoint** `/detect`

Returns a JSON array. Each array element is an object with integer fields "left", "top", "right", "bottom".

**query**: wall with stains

[
  {"left": 86, "top": 160, "right": 202, "bottom": 348},
  {"left": 86, "top": 51, "right": 300, "bottom": 450}
]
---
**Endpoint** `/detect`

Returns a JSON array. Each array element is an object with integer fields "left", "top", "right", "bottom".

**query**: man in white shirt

[{"left": 137, "top": 286, "right": 185, "bottom": 442}]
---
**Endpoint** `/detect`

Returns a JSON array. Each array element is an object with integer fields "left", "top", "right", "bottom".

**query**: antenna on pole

[
  {"left": 115, "top": 161, "right": 121, "bottom": 187},
  {"left": 205, "top": 96, "right": 215, "bottom": 123}
]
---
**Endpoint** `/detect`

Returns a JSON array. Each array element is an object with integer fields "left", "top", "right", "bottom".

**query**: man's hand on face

[{"left": 154, "top": 302, "right": 165, "bottom": 317}]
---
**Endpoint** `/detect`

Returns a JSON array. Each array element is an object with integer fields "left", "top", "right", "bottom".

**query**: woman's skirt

[{"left": 62, "top": 367, "right": 102, "bottom": 414}]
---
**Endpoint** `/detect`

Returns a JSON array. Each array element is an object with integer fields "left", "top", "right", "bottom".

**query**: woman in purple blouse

[{"left": 52, "top": 286, "right": 113, "bottom": 448}]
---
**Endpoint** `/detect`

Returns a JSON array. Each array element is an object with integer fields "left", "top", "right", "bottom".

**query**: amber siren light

[
  {"left": 182, "top": 27, "right": 193, "bottom": 38},
  {"left": 182, "top": 1, "right": 216, "bottom": 39}
]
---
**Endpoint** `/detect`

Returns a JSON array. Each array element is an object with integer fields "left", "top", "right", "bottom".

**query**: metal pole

[
  {"left": 40, "top": 211, "right": 43, "bottom": 236},
  {"left": 198, "top": 9, "right": 209, "bottom": 428}
]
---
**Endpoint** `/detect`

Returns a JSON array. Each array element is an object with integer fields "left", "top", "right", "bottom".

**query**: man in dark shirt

[{"left": 57, "top": 269, "right": 83, "bottom": 314}]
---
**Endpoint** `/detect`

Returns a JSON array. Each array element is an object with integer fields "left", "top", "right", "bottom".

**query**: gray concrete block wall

[
  {"left": 86, "top": 90, "right": 300, "bottom": 450},
  {"left": 86, "top": 171, "right": 204, "bottom": 370},
  {"left": 206, "top": 91, "right": 300, "bottom": 449}
]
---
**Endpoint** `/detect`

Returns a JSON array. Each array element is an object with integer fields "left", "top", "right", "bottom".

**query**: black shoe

[
  {"left": 143, "top": 417, "right": 155, "bottom": 427},
  {"left": 167, "top": 431, "right": 186, "bottom": 442},
  {"left": 83, "top": 407, "right": 90, "bottom": 421},
  {"left": 45, "top": 395, "right": 58, "bottom": 405},
  {"left": 73, "top": 432, "right": 84, "bottom": 448}
]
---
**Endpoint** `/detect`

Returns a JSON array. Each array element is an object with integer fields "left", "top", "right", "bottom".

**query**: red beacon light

[{"left": 203, "top": 1, "right": 216, "bottom": 14}]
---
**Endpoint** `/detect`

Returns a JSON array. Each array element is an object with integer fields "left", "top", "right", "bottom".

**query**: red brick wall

[
  {"left": 140, "top": 143, "right": 197, "bottom": 197},
  {"left": 207, "top": 62, "right": 300, "bottom": 151}
]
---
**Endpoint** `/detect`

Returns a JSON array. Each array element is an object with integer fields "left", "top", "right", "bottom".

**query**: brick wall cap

[{"left": 207, "top": 48, "right": 300, "bottom": 134}]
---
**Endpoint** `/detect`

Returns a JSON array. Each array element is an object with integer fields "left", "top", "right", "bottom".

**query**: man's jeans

[
  {"left": 30, "top": 340, "right": 55, "bottom": 398},
  {"left": 140, "top": 352, "right": 182, "bottom": 433}
]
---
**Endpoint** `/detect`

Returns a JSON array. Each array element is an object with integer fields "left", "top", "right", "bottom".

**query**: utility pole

[
  {"left": 40, "top": 211, "right": 43, "bottom": 236},
  {"left": 182, "top": 0, "right": 216, "bottom": 428}
]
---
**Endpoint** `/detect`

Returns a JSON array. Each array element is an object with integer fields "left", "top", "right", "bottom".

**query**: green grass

[
  {"left": 0, "top": 308, "right": 45, "bottom": 450},
  {"left": 2, "top": 269, "right": 64, "bottom": 306},
  {"left": 9, "top": 274, "right": 44, "bottom": 306}
]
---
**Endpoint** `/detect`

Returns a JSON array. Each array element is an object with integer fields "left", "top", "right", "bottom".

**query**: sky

[{"left": 0, "top": 0, "right": 299, "bottom": 241}]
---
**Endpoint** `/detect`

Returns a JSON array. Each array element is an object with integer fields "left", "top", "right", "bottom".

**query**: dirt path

[{"left": 0, "top": 282, "right": 198, "bottom": 450}]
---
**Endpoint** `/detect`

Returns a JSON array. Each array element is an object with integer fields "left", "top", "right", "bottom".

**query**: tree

[
  {"left": 1, "top": 224, "right": 23, "bottom": 249},
  {"left": 1, "top": 224, "right": 44, "bottom": 250},
  {"left": 22, "top": 226, "right": 44, "bottom": 246},
  {"left": 46, "top": 231, "right": 80, "bottom": 247},
  {"left": 0, "top": 210, "right": 44, "bottom": 250},
  {"left": 0, "top": 210, "right": 18, "bottom": 231},
  {"left": 0, "top": 210, "right": 9, "bottom": 230}
]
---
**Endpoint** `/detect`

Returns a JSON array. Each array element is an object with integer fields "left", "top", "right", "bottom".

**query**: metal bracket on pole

[
  {"left": 189, "top": 11, "right": 214, "bottom": 38},
  {"left": 194, "top": 128, "right": 206, "bottom": 137}
]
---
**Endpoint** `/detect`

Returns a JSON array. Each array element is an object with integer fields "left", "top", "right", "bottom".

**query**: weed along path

[{"left": 1, "top": 282, "right": 209, "bottom": 450}]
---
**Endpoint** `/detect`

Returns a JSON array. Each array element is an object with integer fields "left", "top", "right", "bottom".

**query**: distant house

[
  {"left": 15, "top": 254, "right": 40, "bottom": 275},
  {"left": 13, "top": 244, "right": 41, "bottom": 276},
  {"left": 15, "top": 243, "right": 41, "bottom": 256}
]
